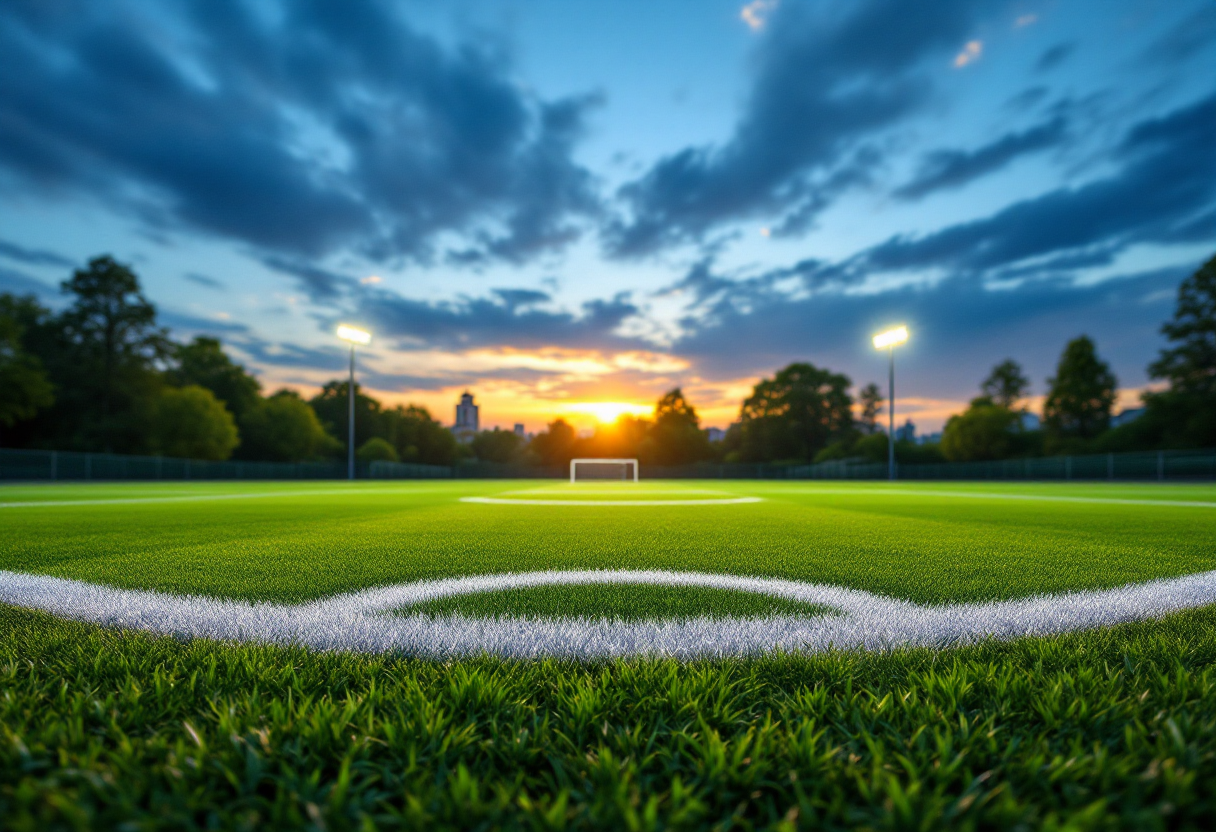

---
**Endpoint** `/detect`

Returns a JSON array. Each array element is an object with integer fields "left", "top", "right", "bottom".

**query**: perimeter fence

[{"left": 2, "top": 446, "right": 1214, "bottom": 482}]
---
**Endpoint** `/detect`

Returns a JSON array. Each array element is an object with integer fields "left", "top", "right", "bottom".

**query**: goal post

[{"left": 570, "top": 458, "right": 639, "bottom": 484}]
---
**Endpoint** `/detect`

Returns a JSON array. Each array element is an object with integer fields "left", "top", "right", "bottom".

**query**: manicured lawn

[{"left": 2, "top": 479, "right": 1215, "bottom": 828}]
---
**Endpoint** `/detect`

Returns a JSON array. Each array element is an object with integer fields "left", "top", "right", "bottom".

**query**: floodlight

[
  {"left": 873, "top": 326, "right": 908, "bottom": 350},
  {"left": 337, "top": 325, "right": 371, "bottom": 345}
]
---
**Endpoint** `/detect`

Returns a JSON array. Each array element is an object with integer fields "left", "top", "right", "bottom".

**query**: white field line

[
  {"left": 784, "top": 487, "right": 1216, "bottom": 509},
  {"left": 461, "top": 496, "right": 763, "bottom": 506},
  {"left": 0, "top": 487, "right": 447, "bottom": 509},
  {"left": 3, "top": 568, "right": 1215, "bottom": 659}
]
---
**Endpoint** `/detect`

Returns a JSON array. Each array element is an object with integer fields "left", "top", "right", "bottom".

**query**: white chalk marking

[
  {"left": 785, "top": 487, "right": 1216, "bottom": 509},
  {"left": 0, "top": 487, "right": 443, "bottom": 509},
  {"left": 461, "top": 496, "right": 764, "bottom": 506},
  {"left": 3, "top": 568, "right": 1215, "bottom": 659}
]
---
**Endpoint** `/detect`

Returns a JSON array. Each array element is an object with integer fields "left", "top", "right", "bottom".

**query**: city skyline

[{"left": 2, "top": 0, "right": 1213, "bottom": 432}]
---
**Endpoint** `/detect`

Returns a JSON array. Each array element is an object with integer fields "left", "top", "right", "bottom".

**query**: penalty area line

[{"left": 460, "top": 496, "right": 764, "bottom": 506}]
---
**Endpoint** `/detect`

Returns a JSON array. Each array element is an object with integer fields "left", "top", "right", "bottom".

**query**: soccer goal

[{"left": 570, "top": 458, "right": 639, "bottom": 483}]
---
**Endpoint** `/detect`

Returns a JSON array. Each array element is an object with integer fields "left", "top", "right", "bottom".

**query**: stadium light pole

[
  {"left": 872, "top": 326, "right": 909, "bottom": 481},
  {"left": 336, "top": 325, "right": 371, "bottom": 480}
]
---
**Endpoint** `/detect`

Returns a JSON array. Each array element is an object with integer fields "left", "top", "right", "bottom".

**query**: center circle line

[{"left": 460, "top": 496, "right": 764, "bottom": 506}]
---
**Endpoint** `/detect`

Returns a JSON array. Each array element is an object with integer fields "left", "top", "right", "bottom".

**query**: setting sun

[{"left": 561, "top": 401, "right": 652, "bottom": 423}]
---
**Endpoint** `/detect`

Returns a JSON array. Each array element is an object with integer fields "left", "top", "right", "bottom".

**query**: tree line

[{"left": 2, "top": 253, "right": 1213, "bottom": 467}]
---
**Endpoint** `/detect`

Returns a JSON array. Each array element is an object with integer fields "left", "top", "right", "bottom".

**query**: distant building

[
  {"left": 453, "top": 391, "right": 479, "bottom": 443},
  {"left": 918, "top": 432, "right": 943, "bottom": 445},
  {"left": 1020, "top": 411, "right": 1041, "bottom": 431},
  {"left": 894, "top": 418, "right": 915, "bottom": 442},
  {"left": 705, "top": 427, "right": 726, "bottom": 443},
  {"left": 1111, "top": 407, "right": 1145, "bottom": 428},
  {"left": 513, "top": 423, "right": 526, "bottom": 438}
]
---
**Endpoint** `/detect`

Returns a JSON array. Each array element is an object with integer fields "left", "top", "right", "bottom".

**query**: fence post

[
  {"left": 1065, "top": 456, "right": 1071, "bottom": 481},
  {"left": 1107, "top": 453, "right": 1114, "bottom": 480},
  {"left": 85, "top": 453, "right": 92, "bottom": 480},
  {"left": 1158, "top": 450, "right": 1164, "bottom": 482},
  {"left": 51, "top": 451, "right": 57, "bottom": 481}
]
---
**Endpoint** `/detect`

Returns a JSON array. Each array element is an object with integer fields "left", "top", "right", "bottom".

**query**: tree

[
  {"left": 529, "top": 418, "right": 577, "bottom": 466},
  {"left": 981, "top": 359, "right": 1031, "bottom": 411},
  {"left": 309, "top": 380, "right": 383, "bottom": 452},
  {"left": 170, "top": 337, "right": 261, "bottom": 422},
  {"left": 646, "top": 388, "right": 711, "bottom": 465},
  {"left": 357, "top": 437, "right": 399, "bottom": 463},
  {"left": 857, "top": 383, "right": 883, "bottom": 434},
  {"left": 147, "top": 385, "right": 238, "bottom": 460},
  {"left": 240, "top": 390, "right": 339, "bottom": 462},
  {"left": 737, "top": 363, "right": 854, "bottom": 462},
  {"left": 1142, "top": 254, "right": 1216, "bottom": 447},
  {"left": 941, "top": 397, "right": 1021, "bottom": 461},
  {"left": 471, "top": 428, "right": 524, "bottom": 463},
  {"left": 1043, "top": 336, "right": 1117, "bottom": 444},
  {"left": 56, "top": 256, "right": 171, "bottom": 451},
  {"left": 383, "top": 405, "right": 461, "bottom": 465},
  {"left": 0, "top": 296, "right": 54, "bottom": 430}
]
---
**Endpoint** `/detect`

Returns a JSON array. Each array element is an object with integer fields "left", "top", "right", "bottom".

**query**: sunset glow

[{"left": 562, "top": 402, "right": 652, "bottom": 423}]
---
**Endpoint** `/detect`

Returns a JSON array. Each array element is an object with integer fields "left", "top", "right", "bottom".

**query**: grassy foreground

[
  {"left": 3, "top": 480, "right": 1216, "bottom": 828},
  {"left": 3, "top": 605, "right": 1216, "bottom": 830}
]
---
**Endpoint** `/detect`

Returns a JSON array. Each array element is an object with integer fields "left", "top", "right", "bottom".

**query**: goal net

[{"left": 570, "top": 458, "right": 639, "bottom": 483}]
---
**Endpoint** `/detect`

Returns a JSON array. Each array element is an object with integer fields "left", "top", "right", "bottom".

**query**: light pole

[
  {"left": 336, "top": 325, "right": 371, "bottom": 480},
  {"left": 872, "top": 325, "right": 908, "bottom": 481}
]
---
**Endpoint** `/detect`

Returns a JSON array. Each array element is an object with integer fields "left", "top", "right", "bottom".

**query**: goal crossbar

[{"left": 570, "top": 458, "right": 639, "bottom": 483}]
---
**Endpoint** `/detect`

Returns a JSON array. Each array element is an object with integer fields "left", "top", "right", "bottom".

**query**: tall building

[
  {"left": 513, "top": 423, "right": 525, "bottom": 438},
  {"left": 453, "top": 391, "right": 479, "bottom": 443}
]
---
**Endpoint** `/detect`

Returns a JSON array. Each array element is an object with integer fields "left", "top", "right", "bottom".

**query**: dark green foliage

[
  {"left": 2, "top": 606, "right": 1215, "bottom": 829},
  {"left": 942, "top": 397, "right": 1022, "bottom": 462},
  {"left": 857, "top": 383, "right": 883, "bottom": 434},
  {"left": 1044, "top": 336, "right": 1117, "bottom": 448},
  {"left": 981, "top": 359, "right": 1031, "bottom": 411},
  {"left": 737, "top": 363, "right": 854, "bottom": 462},
  {"left": 471, "top": 427, "right": 524, "bottom": 463},
  {"left": 309, "top": 381, "right": 383, "bottom": 452},
  {"left": 169, "top": 336, "right": 262, "bottom": 422},
  {"left": 0, "top": 296, "right": 54, "bottom": 428},
  {"left": 146, "top": 385, "right": 239, "bottom": 460},
  {"left": 382, "top": 405, "right": 461, "bottom": 465},
  {"left": 356, "top": 436, "right": 399, "bottom": 463},
  {"left": 645, "top": 388, "right": 712, "bottom": 465},
  {"left": 238, "top": 390, "right": 341, "bottom": 462},
  {"left": 530, "top": 418, "right": 578, "bottom": 466}
]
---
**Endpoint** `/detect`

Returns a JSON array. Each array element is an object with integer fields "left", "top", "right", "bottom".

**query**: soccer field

[{"left": 3, "top": 480, "right": 1216, "bottom": 827}]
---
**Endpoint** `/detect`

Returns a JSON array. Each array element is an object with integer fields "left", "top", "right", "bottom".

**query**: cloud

[
  {"left": 0, "top": 238, "right": 75, "bottom": 268},
  {"left": 952, "top": 40, "right": 983, "bottom": 69},
  {"left": 1014, "top": 14, "right": 1038, "bottom": 28},
  {"left": 259, "top": 256, "right": 355, "bottom": 300},
  {"left": 0, "top": 266, "right": 55, "bottom": 297},
  {"left": 355, "top": 288, "right": 648, "bottom": 353},
  {"left": 183, "top": 272, "right": 225, "bottom": 290},
  {"left": 0, "top": 0, "right": 600, "bottom": 267},
  {"left": 603, "top": 0, "right": 985, "bottom": 258},
  {"left": 893, "top": 117, "right": 1067, "bottom": 200},
  {"left": 1035, "top": 43, "right": 1075, "bottom": 73},
  {"left": 672, "top": 265, "right": 1192, "bottom": 394},
  {"left": 740, "top": 0, "right": 778, "bottom": 31},
  {"left": 863, "top": 93, "right": 1216, "bottom": 276}
]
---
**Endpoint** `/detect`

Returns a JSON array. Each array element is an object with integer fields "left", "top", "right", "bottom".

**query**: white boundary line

[
  {"left": 460, "top": 496, "right": 763, "bottom": 506},
  {"left": 786, "top": 487, "right": 1216, "bottom": 509},
  {"left": 3, "top": 567, "right": 1215, "bottom": 659},
  {"left": 0, "top": 487, "right": 444, "bottom": 509}
]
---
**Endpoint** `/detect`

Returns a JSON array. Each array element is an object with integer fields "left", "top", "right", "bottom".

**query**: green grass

[
  {"left": 406, "top": 584, "right": 828, "bottom": 620},
  {"left": 3, "top": 479, "right": 1216, "bottom": 828}
]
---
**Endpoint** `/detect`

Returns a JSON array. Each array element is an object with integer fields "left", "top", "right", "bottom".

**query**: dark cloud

[
  {"left": 0, "top": 238, "right": 75, "bottom": 268},
  {"left": 894, "top": 118, "right": 1068, "bottom": 201},
  {"left": 259, "top": 256, "right": 355, "bottom": 300},
  {"left": 492, "top": 288, "right": 551, "bottom": 309},
  {"left": 0, "top": 0, "right": 600, "bottom": 266},
  {"left": 183, "top": 272, "right": 225, "bottom": 290},
  {"left": 0, "top": 266, "right": 55, "bottom": 297},
  {"left": 1141, "top": 7, "right": 1216, "bottom": 66},
  {"left": 862, "top": 93, "right": 1216, "bottom": 275},
  {"left": 672, "top": 265, "right": 1191, "bottom": 397},
  {"left": 159, "top": 310, "right": 251, "bottom": 336},
  {"left": 603, "top": 0, "right": 984, "bottom": 257},
  {"left": 356, "top": 288, "right": 646, "bottom": 352},
  {"left": 1035, "top": 43, "right": 1076, "bottom": 73}
]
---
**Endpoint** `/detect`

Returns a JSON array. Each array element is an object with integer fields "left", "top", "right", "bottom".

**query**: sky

[{"left": 2, "top": 0, "right": 1214, "bottom": 434}]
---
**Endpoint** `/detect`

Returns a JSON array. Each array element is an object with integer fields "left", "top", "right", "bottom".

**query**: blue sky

[{"left": 2, "top": 0, "right": 1213, "bottom": 431}]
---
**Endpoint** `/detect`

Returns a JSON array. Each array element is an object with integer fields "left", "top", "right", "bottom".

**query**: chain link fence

[{"left": 2, "top": 446, "right": 1214, "bottom": 482}]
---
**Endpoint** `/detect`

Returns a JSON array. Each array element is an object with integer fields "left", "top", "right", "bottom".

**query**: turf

[
  {"left": 406, "top": 583, "right": 829, "bottom": 620},
  {"left": 3, "top": 479, "right": 1216, "bottom": 828}
]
